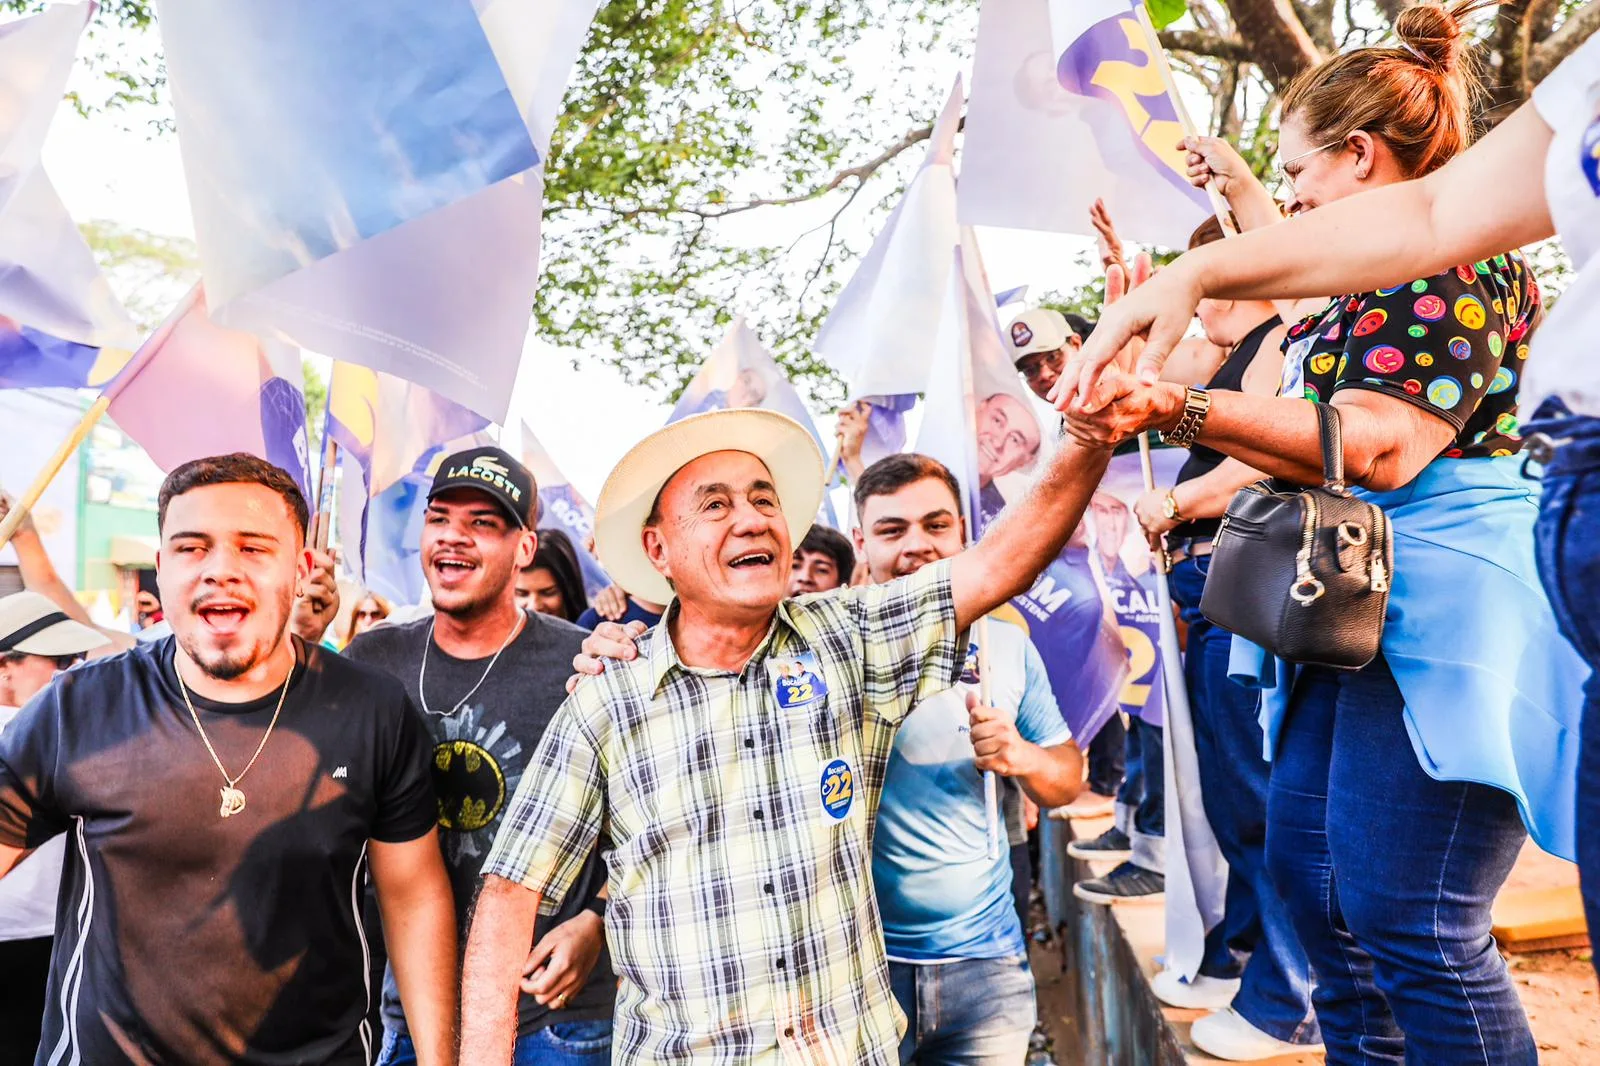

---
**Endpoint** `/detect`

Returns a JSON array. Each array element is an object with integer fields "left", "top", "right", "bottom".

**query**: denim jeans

[
  {"left": 889, "top": 955, "right": 1035, "bottom": 1065},
  {"left": 1525, "top": 401, "right": 1600, "bottom": 981},
  {"left": 1168, "top": 558, "right": 1320, "bottom": 1045},
  {"left": 378, "top": 1018, "right": 612, "bottom": 1065},
  {"left": 1115, "top": 715, "right": 1164, "bottom": 871},
  {"left": 1086, "top": 713, "right": 1126, "bottom": 797},
  {"left": 1265, "top": 655, "right": 1535, "bottom": 1064}
]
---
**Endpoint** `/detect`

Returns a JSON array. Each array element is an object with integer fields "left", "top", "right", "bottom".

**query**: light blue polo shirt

[{"left": 872, "top": 618, "right": 1072, "bottom": 961}]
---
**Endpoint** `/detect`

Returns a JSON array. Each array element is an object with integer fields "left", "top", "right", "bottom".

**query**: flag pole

[
  {"left": 1130, "top": 3, "right": 1236, "bottom": 980},
  {"left": 976, "top": 616, "right": 1002, "bottom": 861},
  {"left": 0, "top": 395, "right": 112, "bottom": 551},
  {"left": 1132, "top": 4, "right": 1239, "bottom": 237},
  {"left": 0, "top": 325, "right": 168, "bottom": 553},
  {"left": 312, "top": 434, "right": 340, "bottom": 553}
]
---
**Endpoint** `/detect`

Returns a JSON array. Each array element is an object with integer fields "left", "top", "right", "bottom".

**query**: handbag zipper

[
  {"left": 1290, "top": 494, "right": 1325, "bottom": 605},
  {"left": 1368, "top": 503, "right": 1390, "bottom": 593}
]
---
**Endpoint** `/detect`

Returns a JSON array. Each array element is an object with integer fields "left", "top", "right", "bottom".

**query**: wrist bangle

[{"left": 1160, "top": 386, "right": 1212, "bottom": 449}]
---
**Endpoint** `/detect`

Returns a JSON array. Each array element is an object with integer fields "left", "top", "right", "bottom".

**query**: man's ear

[
  {"left": 516, "top": 529, "right": 539, "bottom": 570},
  {"left": 643, "top": 526, "right": 671, "bottom": 581},
  {"left": 852, "top": 526, "right": 866, "bottom": 554},
  {"left": 296, "top": 548, "right": 315, "bottom": 598}
]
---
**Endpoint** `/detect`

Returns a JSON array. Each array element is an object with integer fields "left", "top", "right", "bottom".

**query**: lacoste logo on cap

[{"left": 471, "top": 455, "right": 511, "bottom": 477}]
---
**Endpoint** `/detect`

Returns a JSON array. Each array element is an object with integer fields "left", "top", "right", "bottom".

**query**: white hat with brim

[
  {"left": 0, "top": 591, "right": 109, "bottom": 658},
  {"left": 594, "top": 408, "right": 826, "bottom": 605}
]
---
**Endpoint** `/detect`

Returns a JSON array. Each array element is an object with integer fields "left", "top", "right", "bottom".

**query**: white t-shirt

[
  {"left": 1522, "top": 29, "right": 1600, "bottom": 417},
  {"left": 0, "top": 704, "right": 62, "bottom": 941}
]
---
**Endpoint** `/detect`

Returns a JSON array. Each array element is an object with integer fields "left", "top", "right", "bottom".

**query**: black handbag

[{"left": 1199, "top": 403, "right": 1393, "bottom": 670}]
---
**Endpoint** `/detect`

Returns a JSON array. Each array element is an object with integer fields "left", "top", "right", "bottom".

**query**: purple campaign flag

[
  {"left": 994, "top": 284, "right": 1029, "bottom": 308},
  {"left": 518, "top": 420, "right": 611, "bottom": 597},
  {"left": 105, "top": 286, "right": 312, "bottom": 494},
  {"left": 0, "top": 318, "right": 129, "bottom": 391},
  {"left": 915, "top": 230, "right": 1126, "bottom": 743},
  {"left": 959, "top": 0, "right": 1206, "bottom": 248}
]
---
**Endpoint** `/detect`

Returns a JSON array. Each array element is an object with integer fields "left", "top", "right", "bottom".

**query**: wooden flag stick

[
  {"left": 975, "top": 614, "right": 1003, "bottom": 861},
  {"left": 1133, "top": 4, "right": 1240, "bottom": 238},
  {"left": 0, "top": 395, "right": 112, "bottom": 552},
  {"left": 311, "top": 434, "right": 340, "bottom": 553}
]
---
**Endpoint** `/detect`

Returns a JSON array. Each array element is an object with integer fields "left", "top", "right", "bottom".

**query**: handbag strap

[{"left": 1314, "top": 403, "right": 1345, "bottom": 492}]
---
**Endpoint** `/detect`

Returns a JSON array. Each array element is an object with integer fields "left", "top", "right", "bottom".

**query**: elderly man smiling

[{"left": 460, "top": 408, "right": 1112, "bottom": 1065}]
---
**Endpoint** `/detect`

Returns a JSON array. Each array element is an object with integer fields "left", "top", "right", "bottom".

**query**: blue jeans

[
  {"left": 1266, "top": 656, "right": 1534, "bottom": 1064},
  {"left": 377, "top": 1019, "right": 612, "bottom": 1065},
  {"left": 889, "top": 956, "right": 1035, "bottom": 1065},
  {"left": 1086, "top": 712, "right": 1126, "bottom": 796},
  {"left": 1169, "top": 558, "right": 1319, "bottom": 1045},
  {"left": 1525, "top": 401, "right": 1600, "bottom": 982},
  {"left": 1116, "top": 715, "right": 1164, "bottom": 871}
]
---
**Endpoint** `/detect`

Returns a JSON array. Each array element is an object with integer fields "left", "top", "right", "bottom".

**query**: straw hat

[
  {"left": 593, "top": 409, "right": 825, "bottom": 604},
  {"left": 0, "top": 591, "right": 109, "bottom": 658}
]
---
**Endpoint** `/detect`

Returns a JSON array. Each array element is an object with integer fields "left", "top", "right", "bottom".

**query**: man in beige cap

[
  {"left": 461, "top": 407, "right": 1115, "bottom": 1065},
  {"left": 0, "top": 592, "right": 108, "bottom": 1063},
  {"left": 1006, "top": 307, "right": 1082, "bottom": 403}
]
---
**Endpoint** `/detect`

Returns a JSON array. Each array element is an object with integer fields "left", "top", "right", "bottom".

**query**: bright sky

[{"left": 36, "top": 24, "right": 1106, "bottom": 503}]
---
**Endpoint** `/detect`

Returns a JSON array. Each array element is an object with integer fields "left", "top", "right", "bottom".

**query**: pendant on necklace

[{"left": 219, "top": 786, "right": 247, "bottom": 818}]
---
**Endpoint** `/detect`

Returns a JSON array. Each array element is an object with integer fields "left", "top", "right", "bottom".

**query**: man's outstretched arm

[
  {"left": 460, "top": 876, "right": 543, "bottom": 1065},
  {"left": 949, "top": 438, "right": 1112, "bottom": 631}
]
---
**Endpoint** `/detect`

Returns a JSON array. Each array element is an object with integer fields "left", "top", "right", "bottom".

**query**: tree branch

[
  {"left": 594, "top": 116, "right": 960, "bottom": 222},
  {"left": 1527, "top": 1, "right": 1600, "bottom": 84},
  {"left": 1159, "top": 29, "right": 1253, "bottom": 63}
]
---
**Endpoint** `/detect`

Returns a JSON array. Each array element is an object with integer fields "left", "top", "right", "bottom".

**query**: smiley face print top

[{"left": 1280, "top": 250, "right": 1543, "bottom": 458}]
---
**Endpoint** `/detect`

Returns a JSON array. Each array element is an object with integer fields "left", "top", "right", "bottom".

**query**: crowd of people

[{"left": 0, "top": 2, "right": 1595, "bottom": 1064}]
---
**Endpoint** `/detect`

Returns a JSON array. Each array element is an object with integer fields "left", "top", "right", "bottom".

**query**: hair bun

[{"left": 1395, "top": 0, "right": 1483, "bottom": 73}]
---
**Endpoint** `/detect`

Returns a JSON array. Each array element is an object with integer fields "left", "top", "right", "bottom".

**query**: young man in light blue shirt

[{"left": 851, "top": 454, "right": 1083, "bottom": 1064}]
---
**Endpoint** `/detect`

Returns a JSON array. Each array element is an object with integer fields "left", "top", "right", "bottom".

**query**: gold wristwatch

[
  {"left": 1162, "top": 491, "right": 1183, "bottom": 521},
  {"left": 1161, "top": 386, "right": 1212, "bottom": 448}
]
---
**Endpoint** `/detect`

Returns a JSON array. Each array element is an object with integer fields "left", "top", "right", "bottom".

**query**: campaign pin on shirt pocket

[{"left": 771, "top": 649, "right": 828, "bottom": 710}]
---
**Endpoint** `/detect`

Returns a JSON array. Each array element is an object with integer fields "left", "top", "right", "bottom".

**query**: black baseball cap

[{"left": 427, "top": 446, "right": 536, "bottom": 528}]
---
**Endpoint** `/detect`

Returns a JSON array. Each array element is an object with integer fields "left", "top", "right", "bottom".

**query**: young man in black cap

[
  {"left": 0, "top": 453, "right": 456, "bottom": 1066},
  {"left": 344, "top": 446, "right": 616, "bottom": 1065}
]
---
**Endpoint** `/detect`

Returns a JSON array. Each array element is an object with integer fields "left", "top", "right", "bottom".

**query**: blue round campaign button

[{"left": 819, "top": 758, "right": 854, "bottom": 820}]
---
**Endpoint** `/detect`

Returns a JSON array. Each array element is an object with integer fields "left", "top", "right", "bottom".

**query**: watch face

[{"left": 1163, "top": 495, "right": 1178, "bottom": 520}]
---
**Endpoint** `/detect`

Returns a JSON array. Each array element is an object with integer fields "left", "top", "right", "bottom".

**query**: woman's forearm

[
  {"left": 1190, "top": 104, "right": 1557, "bottom": 307},
  {"left": 1174, "top": 457, "right": 1267, "bottom": 521}
]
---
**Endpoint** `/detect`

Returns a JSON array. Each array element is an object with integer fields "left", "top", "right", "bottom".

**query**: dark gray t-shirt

[{"left": 345, "top": 612, "right": 614, "bottom": 1038}]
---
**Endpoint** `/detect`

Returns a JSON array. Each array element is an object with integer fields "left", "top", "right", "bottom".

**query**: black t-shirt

[
  {"left": 0, "top": 637, "right": 436, "bottom": 1066},
  {"left": 1280, "top": 251, "right": 1542, "bottom": 458},
  {"left": 344, "top": 612, "right": 615, "bottom": 1039}
]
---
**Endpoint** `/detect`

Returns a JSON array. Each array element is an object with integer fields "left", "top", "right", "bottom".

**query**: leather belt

[{"left": 1167, "top": 537, "right": 1214, "bottom": 567}]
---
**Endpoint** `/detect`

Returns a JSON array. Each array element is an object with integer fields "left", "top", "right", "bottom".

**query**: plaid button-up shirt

[{"left": 482, "top": 559, "right": 965, "bottom": 1065}]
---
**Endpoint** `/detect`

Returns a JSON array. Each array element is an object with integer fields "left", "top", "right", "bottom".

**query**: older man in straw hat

[{"left": 460, "top": 407, "right": 1114, "bottom": 1064}]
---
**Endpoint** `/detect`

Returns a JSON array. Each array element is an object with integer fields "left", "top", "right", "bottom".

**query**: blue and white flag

[
  {"left": 156, "top": 0, "right": 599, "bottom": 422},
  {"left": 0, "top": 4, "right": 137, "bottom": 359},
  {"left": 106, "top": 287, "right": 312, "bottom": 494},
  {"left": 326, "top": 361, "right": 492, "bottom": 600},
  {"left": 915, "top": 230, "right": 1126, "bottom": 743},
  {"left": 672, "top": 316, "right": 839, "bottom": 527},
  {"left": 518, "top": 420, "right": 611, "bottom": 597},
  {"left": 959, "top": 0, "right": 1207, "bottom": 248},
  {"left": 814, "top": 79, "right": 966, "bottom": 431}
]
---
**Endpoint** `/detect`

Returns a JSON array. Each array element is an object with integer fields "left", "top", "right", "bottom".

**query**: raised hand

[{"left": 1050, "top": 265, "right": 1205, "bottom": 415}]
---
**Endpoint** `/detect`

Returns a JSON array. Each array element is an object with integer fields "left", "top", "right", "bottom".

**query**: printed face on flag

[
  {"left": 959, "top": 0, "right": 1206, "bottom": 247},
  {"left": 975, "top": 392, "right": 1041, "bottom": 483}
]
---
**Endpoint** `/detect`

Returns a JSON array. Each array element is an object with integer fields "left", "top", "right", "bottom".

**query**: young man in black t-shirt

[
  {"left": 344, "top": 446, "right": 616, "bottom": 1065},
  {"left": 0, "top": 454, "right": 456, "bottom": 1066}
]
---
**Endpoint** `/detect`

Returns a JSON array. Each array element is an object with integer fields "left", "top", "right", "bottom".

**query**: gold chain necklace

[{"left": 176, "top": 652, "right": 294, "bottom": 819}]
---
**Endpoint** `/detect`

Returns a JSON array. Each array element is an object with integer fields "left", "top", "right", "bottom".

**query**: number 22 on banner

[{"left": 1119, "top": 625, "right": 1157, "bottom": 708}]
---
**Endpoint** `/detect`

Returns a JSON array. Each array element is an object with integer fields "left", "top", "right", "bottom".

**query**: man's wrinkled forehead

[{"left": 654, "top": 450, "right": 778, "bottom": 517}]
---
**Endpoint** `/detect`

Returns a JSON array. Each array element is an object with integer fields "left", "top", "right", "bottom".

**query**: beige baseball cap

[
  {"left": 1005, "top": 308, "right": 1074, "bottom": 362},
  {"left": 0, "top": 592, "right": 109, "bottom": 658},
  {"left": 593, "top": 409, "right": 825, "bottom": 604}
]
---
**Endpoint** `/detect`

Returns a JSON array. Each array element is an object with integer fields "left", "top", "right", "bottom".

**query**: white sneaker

[
  {"left": 1150, "top": 969, "right": 1240, "bottom": 1010},
  {"left": 1190, "top": 1008, "right": 1324, "bottom": 1061}
]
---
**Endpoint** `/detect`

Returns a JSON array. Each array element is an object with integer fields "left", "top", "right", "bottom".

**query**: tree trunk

[{"left": 1225, "top": 0, "right": 1324, "bottom": 86}]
